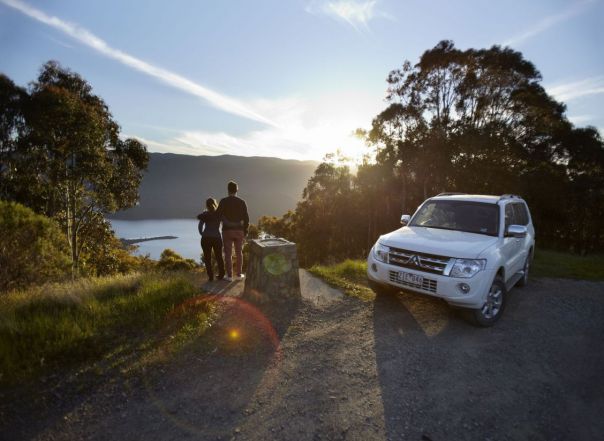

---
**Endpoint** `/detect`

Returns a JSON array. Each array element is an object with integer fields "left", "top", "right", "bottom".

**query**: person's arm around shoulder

[{"left": 197, "top": 212, "right": 206, "bottom": 236}]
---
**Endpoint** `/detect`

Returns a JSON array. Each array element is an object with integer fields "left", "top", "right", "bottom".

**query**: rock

[{"left": 243, "top": 238, "right": 301, "bottom": 304}]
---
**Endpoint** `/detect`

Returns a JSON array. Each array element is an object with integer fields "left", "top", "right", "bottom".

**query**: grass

[
  {"left": 0, "top": 270, "right": 217, "bottom": 384},
  {"left": 309, "top": 259, "right": 375, "bottom": 301},
  {"left": 531, "top": 249, "right": 604, "bottom": 280},
  {"left": 309, "top": 250, "right": 604, "bottom": 301}
]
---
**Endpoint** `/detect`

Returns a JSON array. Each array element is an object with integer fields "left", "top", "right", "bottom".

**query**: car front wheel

[{"left": 471, "top": 276, "right": 506, "bottom": 327}]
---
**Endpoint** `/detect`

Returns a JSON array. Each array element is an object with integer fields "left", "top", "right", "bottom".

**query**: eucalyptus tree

[
  {"left": 1, "top": 62, "right": 149, "bottom": 275},
  {"left": 359, "top": 41, "right": 603, "bottom": 250}
]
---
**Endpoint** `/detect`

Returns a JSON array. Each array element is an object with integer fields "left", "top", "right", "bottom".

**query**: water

[{"left": 110, "top": 219, "right": 201, "bottom": 261}]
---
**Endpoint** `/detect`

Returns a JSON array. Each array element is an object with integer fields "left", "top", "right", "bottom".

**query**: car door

[{"left": 500, "top": 203, "right": 524, "bottom": 281}]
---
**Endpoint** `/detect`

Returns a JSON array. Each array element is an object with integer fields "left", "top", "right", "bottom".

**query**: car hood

[{"left": 379, "top": 226, "right": 498, "bottom": 258}]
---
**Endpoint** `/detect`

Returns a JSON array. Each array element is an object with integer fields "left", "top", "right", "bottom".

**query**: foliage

[
  {"left": 262, "top": 41, "right": 603, "bottom": 263},
  {"left": 158, "top": 248, "right": 198, "bottom": 271},
  {"left": 0, "top": 271, "right": 215, "bottom": 383},
  {"left": 78, "top": 216, "right": 154, "bottom": 277},
  {"left": 0, "top": 201, "right": 70, "bottom": 291},
  {"left": 0, "top": 62, "right": 149, "bottom": 275}
]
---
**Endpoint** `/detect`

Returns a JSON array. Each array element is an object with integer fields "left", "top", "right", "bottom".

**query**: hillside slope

[{"left": 111, "top": 153, "right": 318, "bottom": 221}]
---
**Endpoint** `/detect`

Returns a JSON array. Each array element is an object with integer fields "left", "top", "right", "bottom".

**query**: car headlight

[
  {"left": 373, "top": 242, "right": 389, "bottom": 263},
  {"left": 450, "top": 259, "right": 486, "bottom": 278}
]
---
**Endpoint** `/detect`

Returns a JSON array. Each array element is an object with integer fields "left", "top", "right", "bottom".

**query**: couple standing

[{"left": 197, "top": 181, "right": 249, "bottom": 282}]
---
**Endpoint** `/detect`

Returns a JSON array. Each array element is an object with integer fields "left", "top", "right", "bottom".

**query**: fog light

[
  {"left": 457, "top": 283, "right": 471, "bottom": 294},
  {"left": 371, "top": 263, "right": 378, "bottom": 272}
]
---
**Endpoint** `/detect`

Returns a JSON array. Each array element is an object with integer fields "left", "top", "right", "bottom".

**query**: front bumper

[{"left": 367, "top": 251, "right": 496, "bottom": 309}]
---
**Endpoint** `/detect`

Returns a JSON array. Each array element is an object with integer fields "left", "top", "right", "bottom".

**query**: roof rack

[
  {"left": 499, "top": 194, "right": 522, "bottom": 201},
  {"left": 436, "top": 192, "right": 467, "bottom": 197}
]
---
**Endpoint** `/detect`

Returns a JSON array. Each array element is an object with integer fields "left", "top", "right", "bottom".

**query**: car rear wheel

[{"left": 470, "top": 276, "right": 506, "bottom": 327}]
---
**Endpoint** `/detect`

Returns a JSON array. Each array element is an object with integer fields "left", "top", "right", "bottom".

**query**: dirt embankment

[{"left": 2, "top": 273, "right": 604, "bottom": 441}]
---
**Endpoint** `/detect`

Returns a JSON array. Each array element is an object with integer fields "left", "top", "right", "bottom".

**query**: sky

[{"left": 1, "top": 0, "right": 603, "bottom": 162}]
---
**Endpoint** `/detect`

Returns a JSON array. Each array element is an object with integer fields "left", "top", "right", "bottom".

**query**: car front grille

[
  {"left": 388, "top": 247, "right": 451, "bottom": 275},
  {"left": 389, "top": 271, "right": 438, "bottom": 293}
]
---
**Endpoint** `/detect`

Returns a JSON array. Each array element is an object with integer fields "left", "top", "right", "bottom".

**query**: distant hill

[{"left": 110, "top": 153, "right": 318, "bottom": 221}]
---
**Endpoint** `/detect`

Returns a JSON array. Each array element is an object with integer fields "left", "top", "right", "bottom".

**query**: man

[{"left": 217, "top": 181, "right": 249, "bottom": 281}]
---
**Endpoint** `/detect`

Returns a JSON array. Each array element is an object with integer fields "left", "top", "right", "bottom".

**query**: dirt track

[{"left": 3, "top": 272, "right": 604, "bottom": 441}]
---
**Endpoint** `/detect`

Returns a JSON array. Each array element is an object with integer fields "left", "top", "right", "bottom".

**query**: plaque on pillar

[{"left": 244, "top": 238, "right": 301, "bottom": 304}]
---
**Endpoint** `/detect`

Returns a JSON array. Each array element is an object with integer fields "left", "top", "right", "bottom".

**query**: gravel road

[{"left": 3, "top": 272, "right": 604, "bottom": 441}]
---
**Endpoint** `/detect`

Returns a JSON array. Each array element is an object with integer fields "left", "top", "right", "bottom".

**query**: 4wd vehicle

[{"left": 367, "top": 194, "right": 535, "bottom": 326}]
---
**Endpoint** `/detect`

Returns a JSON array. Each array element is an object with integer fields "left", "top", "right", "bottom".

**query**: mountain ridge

[{"left": 111, "top": 153, "right": 318, "bottom": 221}]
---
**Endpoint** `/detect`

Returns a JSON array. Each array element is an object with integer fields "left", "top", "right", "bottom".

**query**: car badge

[{"left": 407, "top": 255, "right": 421, "bottom": 266}]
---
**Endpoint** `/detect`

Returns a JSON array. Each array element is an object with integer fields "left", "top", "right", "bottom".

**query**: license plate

[{"left": 397, "top": 271, "right": 423, "bottom": 287}]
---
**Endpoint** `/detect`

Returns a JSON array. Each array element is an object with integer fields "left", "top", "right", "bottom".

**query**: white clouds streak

[
  {"left": 127, "top": 91, "right": 383, "bottom": 161},
  {"left": 306, "top": 0, "right": 392, "bottom": 31},
  {"left": 0, "top": 0, "right": 276, "bottom": 126},
  {"left": 503, "top": 0, "right": 594, "bottom": 47},
  {"left": 548, "top": 76, "right": 604, "bottom": 102}
]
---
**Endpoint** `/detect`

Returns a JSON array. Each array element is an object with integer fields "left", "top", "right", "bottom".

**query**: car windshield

[{"left": 410, "top": 200, "right": 499, "bottom": 236}]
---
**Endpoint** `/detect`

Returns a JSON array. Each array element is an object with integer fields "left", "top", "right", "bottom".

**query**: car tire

[
  {"left": 517, "top": 255, "right": 530, "bottom": 287},
  {"left": 368, "top": 279, "right": 398, "bottom": 296},
  {"left": 470, "top": 276, "right": 506, "bottom": 327}
]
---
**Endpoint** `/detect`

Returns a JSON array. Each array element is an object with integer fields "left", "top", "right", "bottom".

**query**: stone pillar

[{"left": 244, "top": 238, "right": 301, "bottom": 304}]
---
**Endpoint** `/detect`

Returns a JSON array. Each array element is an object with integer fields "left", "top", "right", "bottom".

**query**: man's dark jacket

[{"left": 217, "top": 195, "right": 249, "bottom": 234}]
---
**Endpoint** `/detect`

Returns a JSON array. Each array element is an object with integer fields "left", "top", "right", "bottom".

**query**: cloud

[
  {"left": 567, "top": 115, "right": 596, "bottom": 125},
  {"left": 547, "top": 76, "right": 604, "bottom": 102},
  {"left": 306, "top": 0, "right": 392, "bottom": 32},
  {"left": 128, "top": 91, "right": 384, "bottom": 162},
  {"left": 0, "top": 0, "right": 275, "bottom": 126},
  {"left": 503, "top": 0, "right": 594, "bottom": 47}
]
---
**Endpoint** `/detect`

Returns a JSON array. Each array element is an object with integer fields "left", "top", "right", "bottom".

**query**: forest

[{"left": 259, "top": 41, "right": 604, "bottom": 266}]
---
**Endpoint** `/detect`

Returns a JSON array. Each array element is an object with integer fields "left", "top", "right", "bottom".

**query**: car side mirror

[
  {"left": 506, "top": 224, "right": 527, "bottom": 238},
  {"left": 400, "top": 214, "right": 411, "bottom": 226}
]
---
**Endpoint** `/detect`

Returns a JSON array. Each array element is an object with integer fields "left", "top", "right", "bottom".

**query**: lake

[{"left": 110, "top": 219, "right": 201, "bottom": 261}]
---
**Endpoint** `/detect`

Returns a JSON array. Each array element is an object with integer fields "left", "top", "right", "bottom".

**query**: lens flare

[
  {"left": 142, "top": 293, "right": 283, "bottom": 436},
  {"left": 262, "top": 252, "right": 291, "bottom": 276}
]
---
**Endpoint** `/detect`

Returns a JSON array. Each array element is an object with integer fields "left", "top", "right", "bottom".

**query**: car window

[
  {"left": 512, "top": 203, "right": 529, "bottom": 226},
  {"left": 504, "top": 204, "right": 516, "bottom": 229},
  {"left": 410, "top": 201, "right": 499, "bottom": 236}
]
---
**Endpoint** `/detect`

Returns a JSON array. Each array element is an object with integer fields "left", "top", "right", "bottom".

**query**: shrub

[
  {"left": 0, "top": 201, "right": 70, "bottom": 291},
  {"left": 78, "top": 216, "right": 155, "bottom": 276},
  {"left": 158, "top": 248, "right": 198, "bottom": 271}
]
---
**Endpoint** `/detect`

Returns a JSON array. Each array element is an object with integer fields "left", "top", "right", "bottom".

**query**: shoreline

[{"left": 121, "top": 236, "right": 177, "bottom": 245}]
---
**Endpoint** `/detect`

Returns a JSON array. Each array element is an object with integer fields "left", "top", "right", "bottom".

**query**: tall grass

[{"left": 0, "top": 271, "right": 213, "bottom": 383}]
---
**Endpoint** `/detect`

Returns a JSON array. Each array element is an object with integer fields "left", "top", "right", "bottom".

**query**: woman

[{"left": 197, "top": 198, "right": 225, "bottom": 281}]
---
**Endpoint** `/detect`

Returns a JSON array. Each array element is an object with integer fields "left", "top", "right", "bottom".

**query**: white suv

[{"left": 367, "top": 194, "right": 535, "bottom": 326}]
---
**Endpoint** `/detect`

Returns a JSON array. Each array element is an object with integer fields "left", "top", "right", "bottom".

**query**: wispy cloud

[
  {"left": 548, "top": 76, "right": 604, "bottom": 102},
  {"left": 127, "top": 91, "right": 383, "bottom": 161},
  {"left": 503, "top": 0, "right": 594, "bottom": 47},
  {"left": 567, "top": 114, "right": 596, "bottom": 125},
  {"left": 0, "top": 0, "right": 275, "bottom": 126},
  {"left": 306, "top": 0, "right": 392, "bottom": 32}
]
